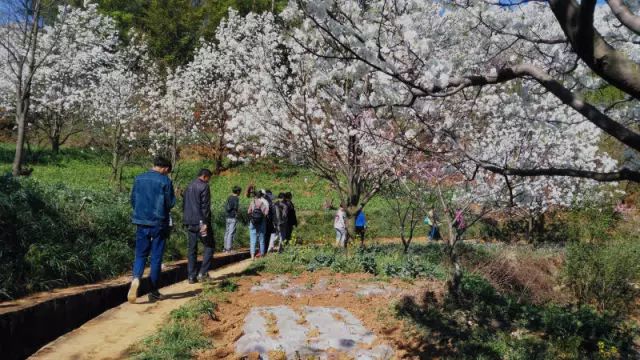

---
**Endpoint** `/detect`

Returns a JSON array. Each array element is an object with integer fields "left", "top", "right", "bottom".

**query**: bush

[
  {"left": 0, "top": 176, "right": 136, "bottom": 299},
  {"left": 395, "top": 273, "right": 637, "bottom": 359},
  {"left": 564, "top": 239, "right": 640, "bottom": 314}
]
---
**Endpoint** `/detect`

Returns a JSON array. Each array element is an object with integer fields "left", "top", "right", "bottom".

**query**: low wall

[{"left": 0, "top": 251, "right": 249, "bottom": 360}]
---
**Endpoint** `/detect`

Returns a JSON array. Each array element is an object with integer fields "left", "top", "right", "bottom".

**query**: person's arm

[
  {"left": 166, "top": 179, "right": 176, "bottom": 210},
  {"left": 232, "top": 196, "right": 239, "bottom": 214},
  {"left": 130, "top": 179, "right": 136, "bottom": 209},
  {"left": 201, "top": 184, "right": 211, "bottom": 222},
  {"left": 262, "top": 199, "right": 269, "bottom": 216}
]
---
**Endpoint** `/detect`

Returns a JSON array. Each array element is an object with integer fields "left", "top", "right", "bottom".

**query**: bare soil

[{"left": 197, "top": 270, "right": 446, "bottom": 359}]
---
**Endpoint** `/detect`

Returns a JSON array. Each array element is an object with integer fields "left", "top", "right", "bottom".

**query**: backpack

[
  {"left": 423, "top": 216, "right": 432, "bottom": 226},
  {"left": 278, "top": 201, "right": 289, "bottom": 225},
  {"left": 250, "top": 200, "right": 265, "bottom": 226}
]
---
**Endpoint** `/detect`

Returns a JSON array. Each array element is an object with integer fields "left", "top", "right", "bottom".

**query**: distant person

[
  {"left": 128, "top": 157, "right": 176, "bottom": 303},
  {"left": 283, "top": 192, "right": 298, "bottom": 244},
  {"left": 334, "top": 203, "right": 347, "bottom": 247},
  {"left": 263, "top": 189, "right": 275, "bottom": 254},
  {"left": 453, "top": 208, "right": 466, "bottom": 236},
  {"left": 223, "top": 186, "right": 242, "bottom": 252},
  {"left": 183, "top": 168, "right": 214, "bottom": 284},
  {"left": 247, "top": 189, "right": 269, "bottom": 259},
  {"left": 354, "top": 207, "right": 367, "bottom": 247},
  {"left": 425, "top": 209, "right": 440, "bottom": 241},
  {"left": 268, "top": 192, "right": 288, "bottom": 253}
]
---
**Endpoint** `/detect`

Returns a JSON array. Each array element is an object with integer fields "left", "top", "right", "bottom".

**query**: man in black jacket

[{"left": 183, "top": 168, "right": 214, "bottom": 283}]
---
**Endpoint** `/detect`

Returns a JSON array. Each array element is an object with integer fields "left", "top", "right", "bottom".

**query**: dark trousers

[
  {"left": 133, "top": 225, "right": 168, "bottom": 291},
  {"left": 186, "top": 225, "right": 214, "bottom": 280}
]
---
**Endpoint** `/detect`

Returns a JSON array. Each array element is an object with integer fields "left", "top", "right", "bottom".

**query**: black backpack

[{"left": 250, "top": 200, "right": 265, "bottom": 225}]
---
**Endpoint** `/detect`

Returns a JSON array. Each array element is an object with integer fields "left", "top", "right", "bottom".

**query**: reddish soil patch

[{"left": 197, "top": 270, "right": 446, "bottom": 359}]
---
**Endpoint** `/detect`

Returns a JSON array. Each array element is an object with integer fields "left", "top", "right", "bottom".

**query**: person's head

[
  {"left": 197, "top": 168, "right": 212, "bottom": 182},
  {"left": 152, "top": 157, "right": 172, "bottom": 175},
  {"left": 339, "top": 202, "right": 346, "bottom": 209},
  {"left": 232, "top": 186, "right": 241, "bottom": 195},
  {"left": 278, "top": 192, "right": 285, "bottom": 199},
  {"left": 255, "top": 189, "right": 264, "bottom": 198},
  {"left": 285, "top": 192, "right": 292, "bottom": 200},
  {"left": 246, "top": 184, "right": 255, "bottom": 198},
  {"left": 266, "top": 189, "right": 272, "bottom": 196}
]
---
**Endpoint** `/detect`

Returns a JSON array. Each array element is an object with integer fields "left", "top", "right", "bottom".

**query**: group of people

[
  {"left": 423, "top": 208, "right": 466, "bottom": 241},
  {"left": 234, "top": 185, "right": 298, "bottom": 259},
  {"left": 125, "top": 158, "right": 300, "bottom": 304},
  {"left": 333, "top": 203, "right": 368, "bottom": 247}
]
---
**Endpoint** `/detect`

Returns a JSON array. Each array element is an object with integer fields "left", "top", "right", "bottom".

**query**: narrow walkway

[{"left": 29, "top": 259, "right": 253, "bottom": 360}]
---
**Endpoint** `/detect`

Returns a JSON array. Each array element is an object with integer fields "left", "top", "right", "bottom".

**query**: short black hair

[
  {"left": 285, "top": 192, "right": 292, "bottom": 199},
  {"left": 153, "top": 156, "right": 172, "bottom": 171},
  {"left": 232, "top": 186, "right": 242, "bottom": 194},
  {"left": 198, "top": 168, "right": 212, "bottom": 177},
  {"left": 278, "top": 192, "right": 285, "bottom": 199}
]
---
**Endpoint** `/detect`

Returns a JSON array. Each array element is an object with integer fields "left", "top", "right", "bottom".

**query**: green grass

[
  {"left": 133, "top": 278, "right": 239, "bottom": 359},
  {"left": 248, "top": 243, "right": 449, "bottom": 280},
  {"left": 0, "top": 142, "right": 434, "bottom": 245}
]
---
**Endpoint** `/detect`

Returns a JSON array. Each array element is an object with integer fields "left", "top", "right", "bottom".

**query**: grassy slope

[{"left": 0, "top": 143, "right": 422, "bottom": 247}]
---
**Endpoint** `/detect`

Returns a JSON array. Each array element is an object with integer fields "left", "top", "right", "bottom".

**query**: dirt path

[{"left": 29, "top": 259, "right": 253, "bottom": 360}]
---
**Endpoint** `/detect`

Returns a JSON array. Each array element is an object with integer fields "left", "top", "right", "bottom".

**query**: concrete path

[{"left": 29, "top": 259, "right": 253, "bottom": 360}]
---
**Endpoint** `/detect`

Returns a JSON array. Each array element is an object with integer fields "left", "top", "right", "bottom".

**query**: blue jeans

[
  {"left": 187, "top": 225, "right": 214, "bottom": 280},
  {"left": 249, "top": 220, "right": 266, "bottom": 257},
  {"left": 429, "top": 225, "right": 439, "bottom": 240},
  {"left": 133, "top": 225, "right": 168, "bottom": 290},
  {"left": 224, "top": 218, "right": 237, "bottom": 251}
]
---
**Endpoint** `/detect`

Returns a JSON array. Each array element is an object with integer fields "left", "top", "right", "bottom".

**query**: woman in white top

[{"left": 334, "top": 203, "right": 347, "bottom": 247}]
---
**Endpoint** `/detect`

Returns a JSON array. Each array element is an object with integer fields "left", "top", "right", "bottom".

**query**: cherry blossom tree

[
  {"left": 31, "top": 3, "right": 120, "bottom": 153},
  {"left": 0, "top": 0, "right": 73, "bottom": 175},
  {"left": 285, "top": 0, "right": 639, "bottom": 184},
  {"left": 87, "top": 35, "right": 158, "bottom": 189}
]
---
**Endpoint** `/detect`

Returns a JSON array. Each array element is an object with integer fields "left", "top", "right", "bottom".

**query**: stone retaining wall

[{"left": 0, "top": 251, "right": 249, "bottom": 360}]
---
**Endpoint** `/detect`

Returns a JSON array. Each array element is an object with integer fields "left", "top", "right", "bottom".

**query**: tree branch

[{"left": 606, "top": 0, "right": 640, "bottom": 35}]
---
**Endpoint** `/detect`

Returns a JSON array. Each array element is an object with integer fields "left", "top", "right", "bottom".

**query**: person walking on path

[
  {"left": 248, "top": 189, "right": 269, "bottom": 259},
  {"left": 223, "top": 186, "right": 242, "bottom": 252},
  {"left": 128, "top": 157, "right": 176, "bottom": 303},
  {"left": 334, "top": 203, "right": 347, "bottom": 247},
  {"left": 183, "top": 168, "right": 215, "bottom": 284},
  {"left": 282, "top": 192, "right": 298, "bottom": 245},
  {"left": 263, "top": 189, "right": 275, "bottom": 254},
  {"left": 268, "top": 192, "right": 287, "bottom": 253},
  {"left": 354, "top": 207, "right": 367, "bottom": 247}
]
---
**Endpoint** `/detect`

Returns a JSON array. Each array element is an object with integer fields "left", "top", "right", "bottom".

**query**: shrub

[
  {"left": 0, "top": 176, "right": 135, "bottom": 299},
  {"left": 564, "top": 239, "right": 640, "bottom": 314}
]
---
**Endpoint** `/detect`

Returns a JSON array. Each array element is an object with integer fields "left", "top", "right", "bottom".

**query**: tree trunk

[
  {"left": 12, "top": 99, "right": 28, "bottom": 177},
  {"left": 110, "top": 122, "right": 122, "bottom": 187},
  {"left": 50, "top": 135, "right": 60, "bottom": 154},
  {"left": 447, "top": 227, "right": 464, "bottom": 300},
  {"left": 215, "top": 156, "right": 223, "bottom": 175}
]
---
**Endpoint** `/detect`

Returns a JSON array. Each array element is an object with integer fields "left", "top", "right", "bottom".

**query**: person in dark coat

[{"left": 182, "top": 168, "right": 214, "bottom": 283}]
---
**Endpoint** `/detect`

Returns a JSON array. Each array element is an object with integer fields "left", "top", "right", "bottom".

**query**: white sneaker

[{"left": 128, "top": 278, "right": 139, "bottom": 304}]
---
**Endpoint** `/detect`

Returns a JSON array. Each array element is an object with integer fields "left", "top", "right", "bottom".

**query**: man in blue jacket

[{"left": 127, "top": 157, "right": 176, "bottom": 303}]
